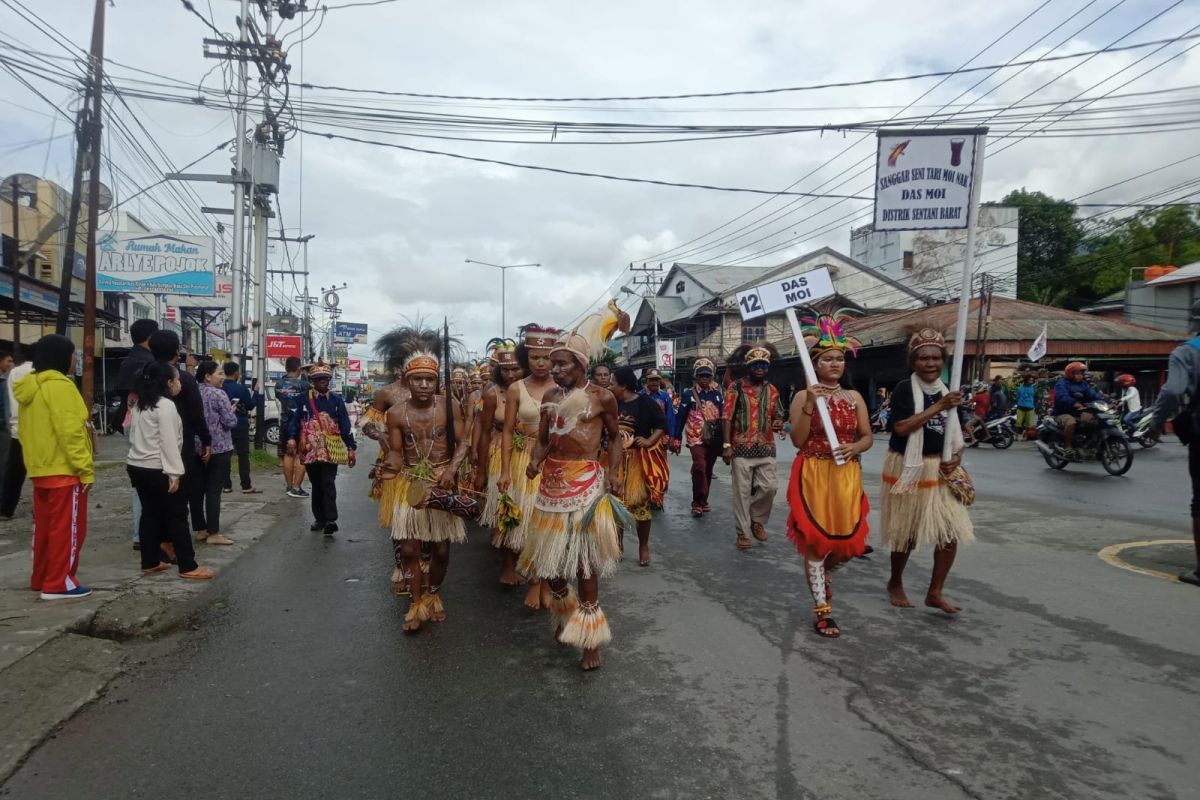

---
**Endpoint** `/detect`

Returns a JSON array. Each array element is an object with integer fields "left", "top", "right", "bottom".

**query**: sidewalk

[{"left": 0, "top": 433, "right": 292, "bottom": 781}]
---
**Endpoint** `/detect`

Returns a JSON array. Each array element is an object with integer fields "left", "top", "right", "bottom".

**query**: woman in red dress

[{"left": 785, "top": 312, "right": 873, "bottom": 638}]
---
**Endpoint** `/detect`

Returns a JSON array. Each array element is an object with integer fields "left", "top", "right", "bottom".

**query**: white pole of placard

[
  {"left": 944, "top": 133, "right": 986, "bottom": 461},
  {"left": 783, "top": 307, "right": 844, "bottom": 465}
]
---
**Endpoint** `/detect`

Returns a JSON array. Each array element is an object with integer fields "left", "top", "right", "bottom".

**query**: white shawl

[{"left": 891, "top": 373, "right": 964, "bottom": 494}]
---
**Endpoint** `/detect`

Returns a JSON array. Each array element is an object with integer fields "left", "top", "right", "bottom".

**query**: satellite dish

[
  {"left": 0, "top": 173, "right": 39, "bottom": 198},
  {"left": 80, "top": 180, "right": 114, "bottom": 211}
]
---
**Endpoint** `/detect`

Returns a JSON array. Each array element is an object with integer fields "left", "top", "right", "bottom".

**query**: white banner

[
  {"left": 735, "top": 266, "right": 835, "bottom": 321},
  {"left": 96, "top": 231, "right": 216, "bottom": 295},
  {"left": 1027, "top": 323, "right": 1048, "bottom": 362},
  {"left": 874, "top": 131, "right": 979, "bottom": 231},
  {"left": 655, "top": 340, "right": 675, "bottom": 370}
]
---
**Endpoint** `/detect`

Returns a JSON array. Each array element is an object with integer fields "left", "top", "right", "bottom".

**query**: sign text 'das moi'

[{"left": 735, "top": 266, "right": 836, "bottom": 321}]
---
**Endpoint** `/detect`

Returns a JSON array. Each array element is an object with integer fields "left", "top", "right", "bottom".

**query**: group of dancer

[{"left": 349, "top": 305, "right": 974, "bottom": 666}]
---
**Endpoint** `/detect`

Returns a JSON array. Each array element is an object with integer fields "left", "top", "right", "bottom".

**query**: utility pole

[
  {"left": 228, "top": 0, "right": 251, "bottom": 359},
  {"left": 273, "top": 232, "right": 314, "bottom": 357},
  {"left": 81, "top": 0, "right": 106, "bottom": 410},
  {"left": 8, "top": 180, "right": 19, "bottom": 354},
  {"left": 978, "top": 273, "right": 995, "bottom": 382},
  {"left": 629, "top": 262, "right": 664, "bottom": 368},
  {"left": 463, "top": 259, "right": 540, "bottom": 337}
]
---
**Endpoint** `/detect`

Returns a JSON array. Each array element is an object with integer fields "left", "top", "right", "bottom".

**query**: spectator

[
  {"left": 195, "top": 361, "right": 237, "bottom": 546},
  {"left": 113, "top": 318, "right": 157, "bottom": 547},
  {"left": 0, "top": 350, "right": 15, "bottom": 507},
  {"left": 1015, "top": 374, "right": 1038, "bottom": 435},
  {"left": 250, "top": 377, "right": 265, "bottom": 448},
  {"left": 990, "top": 375, "right": 1010, "bottom": 416},
  {"left": 275, "top": 356, "right": 310, "bottom": 498},
  {"left": 0, "top": 353, "right": 33, "bottom": 522},
  {"left": 148, "top": 330, "right": 211, "bottom": 544},
  {"left": 126, "top": 360, "right": 213, "bottom": 580},
  {"left": 965, "top": 382, "right": 992, "bottom": 446},
  {"left": 287, "top": 362, "right": 356, "bottom": 536},
  {"left": 222, "top": 362, "right": 259, "bottom": 494},
  {"left": 15, "top": 334, "right": 94, "bottom": 599}
]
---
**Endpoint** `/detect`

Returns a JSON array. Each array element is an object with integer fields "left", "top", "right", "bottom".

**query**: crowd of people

[{"left": 11, "top": 297, "right": 1199, "bottom": 666}]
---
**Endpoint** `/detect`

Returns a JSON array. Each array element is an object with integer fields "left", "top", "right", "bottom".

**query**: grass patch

[{"left": 250, "top": 448, "right": 280, "bottom": 469}]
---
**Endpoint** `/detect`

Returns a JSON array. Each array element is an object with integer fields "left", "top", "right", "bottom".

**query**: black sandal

[{"left": 814, "top": 617, "right": 840, "bottom": 638}]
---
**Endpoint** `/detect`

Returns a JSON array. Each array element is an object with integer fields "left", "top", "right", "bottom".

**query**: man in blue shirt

[
  {"left": 275, "top": 356, "right": 311, "bottom": 498},
  {"left": 1052, "top": 362, "right": 1104, "bottom": 457},
  {"left": 223, "top": 362, "right": 260, "bottom": 493},
  {"left": 1014, "top": 374, "right": 1038, "bottom": 435},
  {"left": 286, "top": 363, "right": 356, "bottom": 535}
]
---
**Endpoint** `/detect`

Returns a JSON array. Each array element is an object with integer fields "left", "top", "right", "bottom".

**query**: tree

[
  {"left": 1076, "top": 206, "right": 1200, "bottom": 296},
  {"left": 1002, "top": 189, "right": 1084, "bottom": 306}
]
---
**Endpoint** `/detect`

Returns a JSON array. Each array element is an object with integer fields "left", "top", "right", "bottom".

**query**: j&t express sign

[
  {"left": 96, "top": 232, "right": 216, "bottom": 295},
  {"left": 873, "top": 130, "right": 980, "bottom": 232}
]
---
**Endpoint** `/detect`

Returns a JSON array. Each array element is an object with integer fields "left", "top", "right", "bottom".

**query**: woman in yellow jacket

[{"left": 13, "top": 334, "right": 94, "bottom": 600}]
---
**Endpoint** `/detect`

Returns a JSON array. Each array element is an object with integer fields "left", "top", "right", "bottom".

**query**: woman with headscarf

[
  {"left": 784, "top": 313, "right": 872, "bottom": 638},
  {"left": 881, "top": 327, "right": 973, "bottom": 614}
]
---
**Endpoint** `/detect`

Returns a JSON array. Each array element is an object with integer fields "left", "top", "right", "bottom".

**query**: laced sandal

[
  {"left": 736, "top": 533, "right": 754, "bottom": 550},
  {"left": 814, "top": 616, "right": 840, "bottom": 638}
]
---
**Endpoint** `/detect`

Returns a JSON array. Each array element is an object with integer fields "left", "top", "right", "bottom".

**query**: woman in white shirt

[{"left": 126, "top": 361, "right": 214, "bottom": 580}]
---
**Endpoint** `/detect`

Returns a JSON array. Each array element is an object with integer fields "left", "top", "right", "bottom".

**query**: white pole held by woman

[{"left": 784, "top": 307, "right": 845, "bottom": 465}]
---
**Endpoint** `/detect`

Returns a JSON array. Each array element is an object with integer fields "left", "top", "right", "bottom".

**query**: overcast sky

[{"left": 2, "top": 0, "right": 1198, "bottom": 359}]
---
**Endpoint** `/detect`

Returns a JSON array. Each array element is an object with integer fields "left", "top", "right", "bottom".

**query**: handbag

[
  {"left": 940, "top": 464, "right": 976, "bottom": 506},
  {"left": 300, "top": 393, "right": 349, "bottom": 466}
]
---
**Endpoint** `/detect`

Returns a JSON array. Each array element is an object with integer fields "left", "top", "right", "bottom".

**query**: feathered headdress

[
  {"left": 801, "top": 308, "right": 861, "bottom": 356},
  {"left": 519, "top": 324, "right": 561, "bottom": 351},
  {"left": 553, "top": 299, "right": 631, "bottom": 371},
  {"left": 373, "top": 318, "right": 460, "bottom": 373},
  {"left": 486, "top": 337, "right": 519, "bottom": 366}
]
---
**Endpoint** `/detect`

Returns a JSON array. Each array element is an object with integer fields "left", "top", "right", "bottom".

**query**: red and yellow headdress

[
  {"left": 521, "top": 325, "right": 560, "bottom": 352},
  {"left": 801, "top": 309, "right": 860, "bottom": 357},
  {"left": 552, "top": 299, "right": 631, "bottom": 372},
  {"left": 403, "top": 351, "right": 439, "bottom": 378}
]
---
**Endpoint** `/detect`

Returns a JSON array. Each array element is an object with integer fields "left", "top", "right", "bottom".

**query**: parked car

[{"left": 251, "top": 384, "right": 282, "bottom": 446}]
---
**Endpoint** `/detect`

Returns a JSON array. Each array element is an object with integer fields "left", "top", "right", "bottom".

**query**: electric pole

[
  {"left": 81, "top": 0, "right": 106, "bottom": 410},
  {"left": 273, "top": 232, "right": 314, "bottom": 357},
  {"left": 629, "top": 262, "right": 663, "bottom": 368},
  {"left": 229, "top": 0, "right": 251, "bottom": 359}
]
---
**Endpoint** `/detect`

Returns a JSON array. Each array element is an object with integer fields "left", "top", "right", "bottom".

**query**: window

[
  {"left": 103, "top": 295, "right": 122, "bottom": 341},
  {"left": 742, "top": 323, "right": 765, "bottom": 342},
  {"left": 675, "top": 280, "right": 686, "bottom": 294},
  {"left": 38, "top": 260, "right": 53, "bottom": 282},
  {"left": 902, "top": 250, "right": 914, "bottom": 272}
]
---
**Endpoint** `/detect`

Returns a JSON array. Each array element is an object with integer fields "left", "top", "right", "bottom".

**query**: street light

[
  {"left": 621, "top": 285, "right": 659, "bottom": 368},
  {"left": 464, "top": 259, "right": 540, "bottom": 337}
]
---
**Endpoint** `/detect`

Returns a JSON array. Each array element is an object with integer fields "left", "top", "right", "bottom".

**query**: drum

[{"left": 423, "top": 487, "right": 481, "bottom": 519}]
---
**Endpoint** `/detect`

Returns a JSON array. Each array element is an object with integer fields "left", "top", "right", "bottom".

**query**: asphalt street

[{"left": 3, "top": 436, "right": 1196, "bottom": 800}]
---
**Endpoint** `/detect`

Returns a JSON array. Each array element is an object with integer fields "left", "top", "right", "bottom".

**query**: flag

[{"left": 1027, "top": 323, "right": 1047, "bottom": 362}]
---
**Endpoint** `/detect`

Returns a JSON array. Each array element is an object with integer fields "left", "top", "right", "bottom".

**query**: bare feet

[
  {"left": 498, "top": 564, "right": 522, "bottom": 585},
  {"left": 429, "top": 597, "right": 447, "bottom": 623},
  {"left": 403, "top": 605, "right": 423, "bottom": 633},
  {"left": 580, "top": 647, "right": 603, "bottom": 671},
  {"left": 887, "top": 580, "right": 914, "bottom": 608},
  {"left": 925, "top": 593, "right": 961, "bottom": 614},
  {"left": 390, "top": 566, "right": 408, "bottom": 596},
  {"left": 540, "top": 580, "right": 552, "bottom": 609},
  {"left": 638, "top": 543, "right": 650, "bottom": 567},
  {"left": 523, "top": 580, "right": 542, "bottom": 611}
]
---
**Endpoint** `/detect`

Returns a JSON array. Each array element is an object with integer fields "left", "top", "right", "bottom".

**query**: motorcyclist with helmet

[
  {"left": 1052, "top": 362, "right": 1104, "bottom": 459},
  {"left": 1116, "top": 374, "right": 1143, "bottom": 428}
]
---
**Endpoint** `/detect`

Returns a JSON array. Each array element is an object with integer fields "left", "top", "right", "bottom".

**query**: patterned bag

[
  {"left": 940, "top": 465, "right": 976, "bottom": 506},
  {"left": 301, "top": 393, "right": 349, "bottom": 466}
]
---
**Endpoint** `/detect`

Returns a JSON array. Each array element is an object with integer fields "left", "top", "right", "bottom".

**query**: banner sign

[
  {"left": 1027, "top": 323, "right": 1048, "bottom": 362},
  {"left": 736, "top": 266, "right": 835, "bottom": 321},
  {"left": 655, "top": 341, "right": 674, "bottom": 370},
  {"left": 333, "top": 321, "right": 368, "bottom": 344},
  {"left": 347, "top": 358, "right": 362, "bottom": 373},
  {"left": 874, "top": 130, "right": 980, "bottom": 231},
  {"left": 96, "top": 231, "right": 215, "bottom": 295},
  {"left": 266, "top": 334, "right": 303, "bottom": 360}
]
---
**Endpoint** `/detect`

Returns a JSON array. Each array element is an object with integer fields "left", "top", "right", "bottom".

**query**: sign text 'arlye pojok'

[
  {"left": 95, "top": 231, "right": 216, "bottom": 295},
  {"left": 873, "top": 130, "right": 981, "bottom": 232},
  {"left": 735, "top": 266, "right": 836, "bottom": 321}
]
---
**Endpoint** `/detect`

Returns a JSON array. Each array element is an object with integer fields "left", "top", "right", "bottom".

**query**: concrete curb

[{"left": 0, "top": 494, "right": 285, "bottom": 784}]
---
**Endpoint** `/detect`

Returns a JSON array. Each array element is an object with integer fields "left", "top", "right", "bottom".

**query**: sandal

[
  {"left": 814, "top": 617, "right": 840, "bottom": 638},
  {"left": 206, "top": 533, "right": 235, "bottom": 546},
  {"left": 141, "top": 562, "right": 171, "bottom": 575},
  {"left": 691, "top": 505, "right": 703, "bottom": 517},
  {"left": 242, "top": 488, "right": 263, "bottom": 494},
  {"left": 179, "top": 566, "right": 215, "bottom": 580},
  {"left": 751, "top": 522, "right": 768, "bottom": 542},
  {"left": 736, "top": 534, "right": 754, "bottom": 550}
]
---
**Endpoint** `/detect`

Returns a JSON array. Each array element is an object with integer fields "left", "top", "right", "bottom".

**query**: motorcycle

[
  {"left": 1036, "top": 401, "right": 1133, "bottom": 476},
  {"left": 984, "top": 412, "right": 1015, "bottom": 449},
  {"left": 870, "top": 404, "right": 890, "bottom": 433},
  {"left": 1120, "top": 407, "right": 1156, "bottom": 449},
  {"left": 91, "top": 391, "right": 125, "bottom": 435}
]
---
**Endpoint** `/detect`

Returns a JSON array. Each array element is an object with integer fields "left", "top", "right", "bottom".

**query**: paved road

[{"left": 3, "top": 438, "right": 1196, "bottom": 800}]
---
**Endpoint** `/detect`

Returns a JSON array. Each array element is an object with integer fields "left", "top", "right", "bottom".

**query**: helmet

[
  {"left": 1064, "top": 361, "right": 1086, "bottom": 377},
  {"left": 1117, "top": 373, "right": 1136, "bottom": 388}
]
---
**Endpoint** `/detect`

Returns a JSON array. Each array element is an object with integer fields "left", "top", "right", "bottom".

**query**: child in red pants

[{"left": 13, "top": 335, "right": 95, "bottom": 600}]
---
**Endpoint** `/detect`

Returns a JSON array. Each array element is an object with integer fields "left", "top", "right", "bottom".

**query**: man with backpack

[{"left": 1150, "top": 299, "right": 1200, "bottom": 587}]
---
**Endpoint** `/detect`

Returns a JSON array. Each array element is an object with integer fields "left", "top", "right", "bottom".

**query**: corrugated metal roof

[
  {"left": 672, "top": 263, "right": 772, "bottom": 293},
  {"left": 848, "top": 296, "right": 1180, "bottom": 348}
]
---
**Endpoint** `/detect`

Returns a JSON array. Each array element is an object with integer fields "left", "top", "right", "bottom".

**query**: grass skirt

[
  {"left": 377, "top": 472, "right": 402, "bottom": 529},
  {"left": 880, "top": 450, "right": 974, "bottom": 552},
  {"left": 496, "top": 439, "right": 541, "bottom": 553},
  {"left": 478, "top": 440, "right": 503, "bottom": 529},
  {"left": 389, "top": 474, "right": 467, "bottom": 544},
  {"left": 785, "top": 453, "right": 870, "bottom": 561},
  {"left": 518, "top": 459, "right": 622, "bottom": 580},
  {"left": 617, "top": 448, "right": 652, "bottom": 521}
]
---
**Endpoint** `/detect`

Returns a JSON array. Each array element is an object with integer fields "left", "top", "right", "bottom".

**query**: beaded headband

[
  {"left": 486, "top": 337, "right": 519, "bottom": 366},
  {"left": 308, "top": 362, "right": 333, "bottom": 378},
  {"left": 403, "top": 351, "right": 439, "bottom": 377},
  {"left": 693, "top": 357, "right": 715, "bottom": 375},
  {"left": 745, "top": 346, "right": 772, "bottom": 365},
  {"left": 907, "top": 327, "right": 946, "bottom": 355},
  {"left": 522, "top": 325, "right": 560, "bottom": 351}
]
